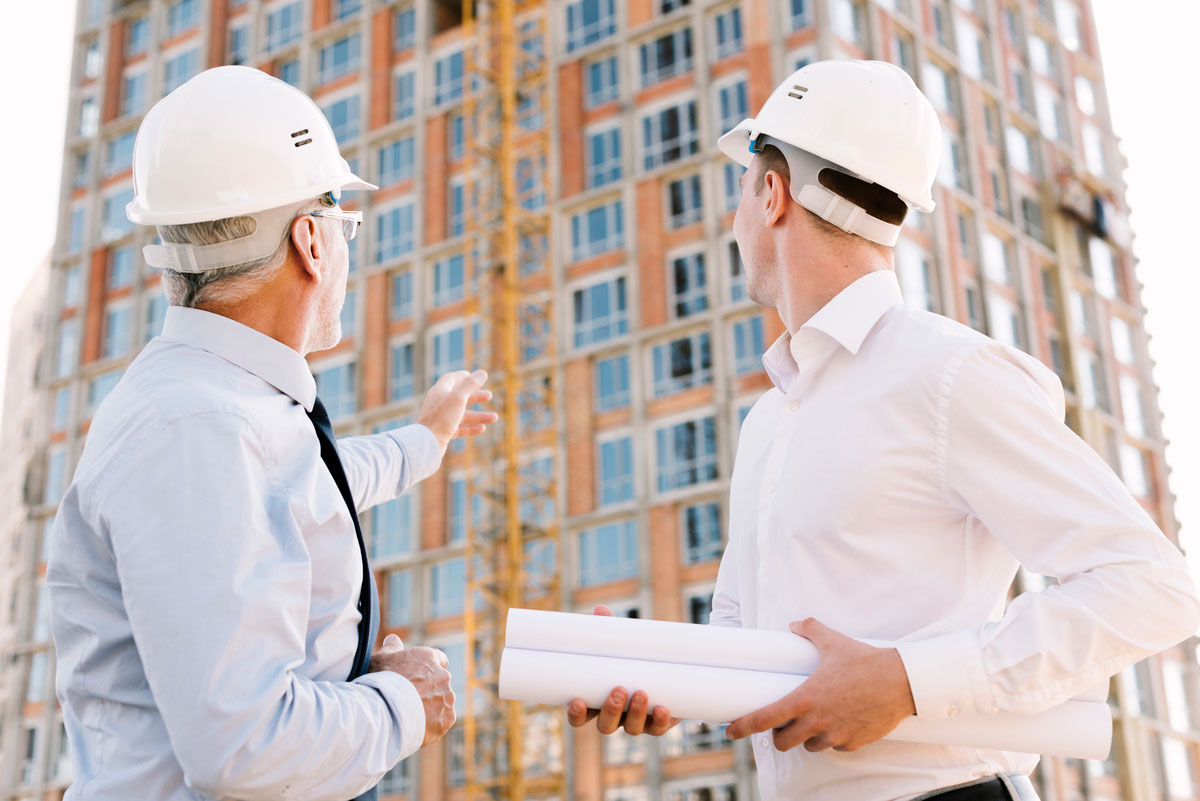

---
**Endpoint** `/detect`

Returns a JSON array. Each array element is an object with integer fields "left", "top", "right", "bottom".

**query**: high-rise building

[{"left": 4, "top": 0, "right": 1196, "bottom": 799}]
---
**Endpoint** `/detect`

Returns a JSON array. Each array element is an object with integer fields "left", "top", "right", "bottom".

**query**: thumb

[
  {"left": 382, "top": 633, "right": 404, "bottom": 651},
  {"left": 789, "top": 617, "right": 835, "bottom": 651},
  {"left": 593, "top": 604, "right": 614, "bottom": 617}
]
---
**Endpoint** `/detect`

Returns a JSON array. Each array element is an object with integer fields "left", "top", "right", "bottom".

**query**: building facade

[{"left": 3, "top": 0, "right": 1198, "bottom": 799}]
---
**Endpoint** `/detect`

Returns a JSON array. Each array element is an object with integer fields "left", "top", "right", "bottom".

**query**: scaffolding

[{"left": 461, "top": 0, "right": 563, "bottom": 799}]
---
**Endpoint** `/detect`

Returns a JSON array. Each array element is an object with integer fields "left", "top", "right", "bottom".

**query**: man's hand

[
  {"left": 369, "top": 634, "right": 457, "bottom": 746},
  {"left": 566, "top": 605, "right": 681, "bottom": 737},
  {"left": 725, "top": 618, "right": 915, "bottom": 752},
  {"left": 416, "top": 370, "right": 500, "bottom": 457}
]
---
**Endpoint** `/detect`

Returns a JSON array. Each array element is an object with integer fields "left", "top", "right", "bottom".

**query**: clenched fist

[
  {"left": 416, "top": 370, "right": 499, "bottom": 457},
  {"left": 369, "top": 634, "right": 456, "bottom": 746}
]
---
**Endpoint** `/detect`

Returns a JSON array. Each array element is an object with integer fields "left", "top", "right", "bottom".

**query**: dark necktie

[
  {"left": 305, "top": 396, "right": 378, "bottom": 682},
  {"left": 306, "top": 397, "right": 382, "bottom": 801}
]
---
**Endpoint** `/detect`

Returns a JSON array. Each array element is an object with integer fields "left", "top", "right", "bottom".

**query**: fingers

[
  {"left": 467, "top": 389, "right": 493, "bottom": 404},
  {"left": 789, "top": 617, "right": 837, "bottom": 652},
  {"left": 595, "top": 687, "right": 628, "bottom": 735},
  {"left": 593, "top": 605, "right": 614, "bottom": 617},
  {"left": 726, "top": 686, "right": 810, "bottom": 740},
  {"left": 431, "top": 648, "right": 450, "bottom": 669},
  {"left": 771, "top": 715, "right": 825, "bottom": 752},
  {"left": 382, "top": 633, "right": 404, "bottom": 651},
  {"left": 645, "top": 706, "right": 675, "bottom": 736},
  {"left": 454, "top": 424, "right": 488, "bottom": 438},
  {"left": 622, "top": 691, "right": 650, "bottom": 735},
  {"left": 461, "top": 410, "right": 499, "bottom": 425},
  {"left": 567, "top": 699, "right": 591, "bottom": 728}
]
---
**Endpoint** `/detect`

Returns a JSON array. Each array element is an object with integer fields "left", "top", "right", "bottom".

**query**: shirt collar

[
  {"left": 160, "top": 306, "right": 317, "bottom": 411},
  {"left": 761, "top": 270, "right": 904, "bottom": 392}
]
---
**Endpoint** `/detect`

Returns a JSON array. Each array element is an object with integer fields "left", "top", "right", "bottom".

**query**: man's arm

[
  {"left": 105, "top": 411, "right": 427, "bottom": 801},
  {"left": 339, "top": 370, "right": 498, "bottom": 512},
  {"left": 897, "top": 343, "right": 1200, "bottom": 721}
]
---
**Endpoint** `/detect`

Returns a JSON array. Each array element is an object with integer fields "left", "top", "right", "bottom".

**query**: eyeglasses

[{"left": 309, "top": 208, "right": 363, "bottom": 241}]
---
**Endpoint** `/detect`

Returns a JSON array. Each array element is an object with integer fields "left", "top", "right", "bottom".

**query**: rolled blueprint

[{"left": 498, "top": 610, "right": 1113, "bottom": 759}]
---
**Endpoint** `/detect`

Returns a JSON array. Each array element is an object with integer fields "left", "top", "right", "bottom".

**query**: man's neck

[{"left": 775, "top": 247, "right": 893, "bottom": 335}]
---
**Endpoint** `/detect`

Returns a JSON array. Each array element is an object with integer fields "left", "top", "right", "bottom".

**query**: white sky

[{"left": 0, "top": 0, "right": 1195, "bottom": 571}]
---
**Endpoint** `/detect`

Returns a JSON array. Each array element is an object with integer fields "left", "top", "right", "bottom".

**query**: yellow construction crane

[{"left": 461, "top": 0, "right": 562, "bottom": 799}]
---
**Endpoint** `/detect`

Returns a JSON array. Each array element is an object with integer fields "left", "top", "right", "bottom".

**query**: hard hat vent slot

[
  {"left": 291, "top": 128, "right": 313, "bottom": 148},
  {"left": 787, "top": 84, "right": 808, "bottom": 100}
]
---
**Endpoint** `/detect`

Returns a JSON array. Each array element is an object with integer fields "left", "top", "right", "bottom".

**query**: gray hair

[{"left": 157, "top": 198, "right": 326, "bottom": 308}]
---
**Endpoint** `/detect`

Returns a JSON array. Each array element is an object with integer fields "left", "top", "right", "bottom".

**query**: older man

[
  {"left": 47, "top": 66, "right": 494, "bottom": 801},
  {"left": 569, "top": 59, "right": 1200, "bottom": 801}
]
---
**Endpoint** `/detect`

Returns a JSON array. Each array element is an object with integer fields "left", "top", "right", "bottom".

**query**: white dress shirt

[
  {"left": 48, "top": 306, "right": 441, "bottom": 801},
  {"left": 711, "top": 270, "right": 1200, "bottom": 801}
]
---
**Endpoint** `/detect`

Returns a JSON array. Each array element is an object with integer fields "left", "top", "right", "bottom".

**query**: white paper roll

[{"left": 498, "top": 648, "right": 1113, "bottom": 760}]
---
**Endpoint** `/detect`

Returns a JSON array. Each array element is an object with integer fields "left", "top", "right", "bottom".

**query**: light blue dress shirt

[{"left": 48, "top": 306, "right": 440, "bottom": 801}]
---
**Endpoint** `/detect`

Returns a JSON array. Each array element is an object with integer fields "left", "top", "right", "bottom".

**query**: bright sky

[{"left": 0, "top": 1, "right": 1195, "bottom": 571}]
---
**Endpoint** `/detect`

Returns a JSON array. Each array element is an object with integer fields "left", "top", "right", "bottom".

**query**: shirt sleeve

[
  {"left": 336, "top": 424, "right": 442, "bottom": 512},
  {"left": 895, "top": 343, "right": 1200, "bottom": 721},
  {"left": 709, "top": 538, "right": 743, "bottom": 629},
  {"left": 102, "top": 411, "right": 426, "bottom": 801}
]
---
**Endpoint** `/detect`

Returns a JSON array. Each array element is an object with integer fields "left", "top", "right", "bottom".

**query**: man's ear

[
  {"left": 290, "top": 214, "right": 324, "bottom": 283},
  {"left": 763, "top": 169, "right": 791, "bottom": 228}
]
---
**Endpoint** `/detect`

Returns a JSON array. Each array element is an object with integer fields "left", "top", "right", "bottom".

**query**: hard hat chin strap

[{"left": 142, "top": 202, "right": 307, "bottom": 274}]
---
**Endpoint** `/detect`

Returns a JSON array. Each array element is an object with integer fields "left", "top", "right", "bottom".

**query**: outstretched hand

[
  {"left": 565, "top": 605, "right": 681, "bottom": 737},
  {"left": 416, "top": 369, "right": 499, "bottom": 456}
]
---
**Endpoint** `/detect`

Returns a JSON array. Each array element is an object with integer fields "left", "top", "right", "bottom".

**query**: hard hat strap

[
  {"left": 142, "top": 202, "right": 306, "bottom": 273},
  {"left": 797, "top": 184, "right": 902, "bottom": 247}
]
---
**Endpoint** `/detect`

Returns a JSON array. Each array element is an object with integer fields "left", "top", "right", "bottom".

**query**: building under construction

[{"left": 2, "top": 0, "right": 1199, "bottom": 800}]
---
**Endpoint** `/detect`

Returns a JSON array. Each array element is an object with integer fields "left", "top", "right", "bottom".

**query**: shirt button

[
  {"left": 765, "top": 482, "right": 777, "bottom": 494},
  {"left": 760, "top": 736, "right": 770, "bottom": 748},
  {"left": 947, "top": 706, "right": 959, "bottom": 718},
  {"left": 789, "top": 400, "right": 801, "bottom": 412}
]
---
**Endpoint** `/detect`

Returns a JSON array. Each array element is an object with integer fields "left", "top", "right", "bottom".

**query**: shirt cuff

[
  {"left": 387, "top": 424, "right": 442, "bottom": 485},
  {"left": 894, "top": 629, "right": 994, "bottom": 720},
  {"left": 353, "top": 670, "right": 427, "bottom": 762}
]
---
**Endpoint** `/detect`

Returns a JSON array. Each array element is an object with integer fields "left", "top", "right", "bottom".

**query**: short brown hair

[{"left": 752, "top": 144, "right": 909, "bottom": 233}]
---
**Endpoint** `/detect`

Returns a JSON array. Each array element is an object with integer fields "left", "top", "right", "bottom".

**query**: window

[
  {"left": 1005, "top": 126, "right": 1037, "bottom": 176},
  {"left": 1089, "top": 237, "right": 1118, "bottom": 299},
  {"left": 105, "top": 131, "right": 136, "bottom": 177},
  {"left": 432, "top": 325, "right": 468, "bottom": 374},
  {"left": 375, "top": 202, "right": 415, "bottom": 262},
  {"left": 639, "top": 28, "right": 693, "bottom": 88},
  {"left": 145, "top": 294, "right": 167, "bottom": 342},
  {"left": 449, "top": 113, "right": 465, "bottom": 161},
  {"left": 267, "top": 2, "right": 303, "bottom": 52},
  {"left": 45, "top": 447, "right": 68, "bottom": 505},
  {"left": 103, "top": 303, "right": 132, "bottom": 360},
  {"left": 789, "top": 0, "right": 811, "bottom": 30},
  {"left": 642, "top": 101, "right": 699, "bottom": 169},
  {"left": 87, "top": 370, "right": 123, "bottom": 417},
  {"left": 687, "top": 592, "right": 713, "bottom": 625},
  {"left": 79, "top": 96, "right": 99, "bottom": 138},
  {"left": 391, "top": 271, "right": 413, "bottom": 318},
  {"left": 1083, "top": 123, "right": 1106, "bottom": 177},
  {"left": 1028, "top": 34, "right": 1054, "bottom": 78},
  {"left": 573, "top": 276, "right": 628, "bottom": 347},
  {"left": 594, "top": 353, "right": 630, "bottom": 411},
  {"left": 1034, "top": 83, "right": 1062, "bottom": 141},
  {"left": 334, "top": 0, "right": 361, "bottom": 20},
  {"left": 127, "top": 17, "right": 150, "bottom": 56},
  {"left": 578, "top": 520, "right": 638, "bottom": 586},
  {"left": 318, "top": 35, "right": 361, "bottom": 85},
  {"left": 893, "top": 31, "right": 916, "bottom": 77},
  {"left": 121, "top": 72, "right": 147, "bottom": 116},
  {"left": 670, "top": 252, "right": 707, "bottom": 317},
  {"left": 394, "top": 7, "right": 416, "bottom": 50},
  {"left": 598, "top": 436, "right": 635, "bottom": 506},
  {"left": 435, "top": 50, "right": 465, "bottom": 106},
  {"left": 715, "top": 80, "right": 747, "bottom": 136},
  {"left": 667, "top": 174, "right": 703, "bottom": 228},
  {"left": 682, "top": 502, "right": 722, "bottom": 563},
  {"left": 1120, "top": 375, "right": 1146, "bottom": 438},
  {"left": 379, "top": 755, "right": 411, "bottom": 796},
  {"left": 314, "top": 361, "right": 356, "bottom": 419},
  {"left": 570, "top": 201, "right": 624, "bottom": 261},
  {"left": 52, "top": 388, "right": 70, "bottom": 431},
  {"left": 586, "top": 127, "right": 622, "bottom": 188},
  {"left": 431, "top": 557, "right": 466, "bottom": 617},
  {"left": 938, "top": 133, "right": 970, "bottom": 192},
  {"left": 988, "top": 296, "right": 1023, "bottom": 350},
  {"left": 371, "top": 494, "right": 413, "bottom": 559},
  {"left": 229, "top": 24, "right": 249, "bottom": 64},
  {"left": 389, "top": 342, "right": 415, "bottom": 401},
  {"left": 167, "top": 0, "right": 198, "bottom": 37},
  {"left": 102, "top": 187, "right": 135, "bottom": 241},
  {"left": 1119, "top": 444, "right": 1149, "bottom": 497},
  {"left": 922, "top": 62, "right": 955, "bottom": 116},
  {"left": 71, "top": 150, "right": 90, "bottom": 189},
  {"left": 393, "top": 70, "right": 416, "bottom": 120},
  {"left": 516, "top": 157, "right": 544, "bottom": 211},
  {"left": 378, "top": 137, "right": 415, "bottom": 185},
  {"left": 566, "top": 0, "right": 617, "bottom": 53},
  {"left": 433, "top": 254, "right": 465, "bottom": 306},
  {"left": 656, "top": 416, "right": 717, "bottom": 492},
  {"left": 727, "top": 240, "right": 746, "bottom": 301},
  {"left": 722, "top": 162, "right": 745, "bottom": 214},
  {"left": 585, "top": 56, "right": 619, "bottom": 107},
  {"left": 830, "top": 0, "right": 865, "bottom": 46},
  {"left": 1111, "top": 317, "right": 1135, "bottom": 365},
  {"left": 1075, "top": 74, "right": 1096, "bottom": 117},
  {"left": 57, "top": 319, "right": 80, "bottom": 377},
  {"left": 653, "top": 332, "right": 712, "bottom": 396},
  {"left": 896, "top": 239, "right": 936, "bottom": 311},
  {"left": 63, "top": 264, "right": 83, "bottom": 307},
  {"left": 731, "top": 317, "right": 763, "bottom": 375},
  {"left": 956, "top": 18, "right": 985, "bottom": 80},
  {"left": 279, "top": 58, "right": 301, "bottom": 87},
  {"left": 448, "top": 477, "right": 469, "bottom": 542},
  {"left": 713, "top": 7, "right": 743, "bottom": 60},
  {"left": 980, "top": 232, "right": 1011, "bottom": 285},
  {"left": 163, "top": 49, "right": 199, "bottom": 95},
  {"left": 21, "top": 725, "right": 41, "bottom": 787},
  {"left": 449, "top": 180, "right": 466, "bottom": 236}
]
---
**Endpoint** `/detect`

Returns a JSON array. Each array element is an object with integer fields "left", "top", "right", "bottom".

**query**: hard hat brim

[{"left": 716, "top": 118, "right": 757, "bottom": 169}]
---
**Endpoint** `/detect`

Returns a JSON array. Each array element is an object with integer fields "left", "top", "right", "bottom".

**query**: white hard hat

[
  {"left": 717, "top": 59, "right": 941, "bottom": 246},
  {"left": 127, "top": 66, "right": 376, "bottom": 272}
]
